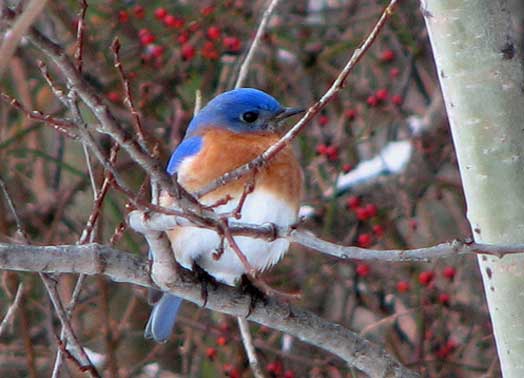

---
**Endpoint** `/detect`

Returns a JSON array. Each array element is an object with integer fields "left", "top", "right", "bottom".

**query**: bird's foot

[
  {"left": 240, "top": 274, "right": 268, "bottom": 318},
  {"left": 175, "top": 263, "right": 195, "bottom": 283},
  {"left": 192, "top": 263, "right": 218, "bottom": 308}
]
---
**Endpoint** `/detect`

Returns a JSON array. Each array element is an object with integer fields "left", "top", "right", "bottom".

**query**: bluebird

[{"left": 145, "top": 88, "right": 303, "bottom": 342}]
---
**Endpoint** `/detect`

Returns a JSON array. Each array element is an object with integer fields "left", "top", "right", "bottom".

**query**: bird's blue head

[{"left": 186, "top": 88, "right": 303, "bottom": 136}]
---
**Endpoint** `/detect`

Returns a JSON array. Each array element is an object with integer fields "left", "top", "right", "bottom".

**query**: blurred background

[{"left": 2, "top": 0, "right": 522, "bottom": 377}]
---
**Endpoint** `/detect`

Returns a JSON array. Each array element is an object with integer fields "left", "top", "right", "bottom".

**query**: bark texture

[{"left": 422, "top": 0, "right": 524, "bottom": 376}]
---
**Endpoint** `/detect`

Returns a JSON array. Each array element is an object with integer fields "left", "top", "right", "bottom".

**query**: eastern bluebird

[{"left": 145, "top": 88, "right": 303, "bottom": 342}]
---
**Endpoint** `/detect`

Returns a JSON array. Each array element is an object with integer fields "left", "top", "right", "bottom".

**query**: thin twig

[
  {"left": 111, "top": 37, "right": 148, "bottom": 152},
  {"left": 82, "top": 143, "right": 98, "bottom": 198},
  {"left": 237, "top": 317, "right": 267, "bottom": 378},
  {"left": 128, "top": 210, "right": 524, "bottom": 261},
  {"left": 0, "top": 93, "right": 79, "bottom": 139},
  {"left": 0, "top": 283, "right": 24, "bottom": 336},
  {"left": 235, "top": 0, "right": 281, "bottom": 88},
  {"left": 73, "top": 0, "right": 87, "bottom": 73}
]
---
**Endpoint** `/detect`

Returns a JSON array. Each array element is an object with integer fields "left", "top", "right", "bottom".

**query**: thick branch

[{"left": 0, "top": 242, "right": 418, "bottom": 378}]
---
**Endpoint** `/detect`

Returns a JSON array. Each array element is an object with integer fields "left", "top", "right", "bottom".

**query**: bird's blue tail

[{"left": 144, "top": 294, "right": 183, "bottom": 343}]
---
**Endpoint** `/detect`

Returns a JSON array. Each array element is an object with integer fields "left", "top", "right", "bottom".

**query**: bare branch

[
  {"left": 238, "top": 317, "right": 266, "bottom": 378},
  {"left": 0, "top": 93, "right": 79, "bottom": 139},
  {"left": 235, "top": 0, "right": 281, "bottom": 89},
  {"left": 0, "top": 242, "right": 419, "bottom": 378},
  {"left": 111, "top": 37, "right": 148, "bottom": 152},
  {"left": 0, "top": 283, "right": 24, "bottom": 336},
  {"left": 128, "top": 210, "right": 524, "bottom": 261}
]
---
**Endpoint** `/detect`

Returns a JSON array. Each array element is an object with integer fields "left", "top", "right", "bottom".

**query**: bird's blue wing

[
  {"left": 144, "top": 137, "right": 203, "bottom": 343},
  {"left": 166, "top": 136, "right": 203, "bottom": 175}
]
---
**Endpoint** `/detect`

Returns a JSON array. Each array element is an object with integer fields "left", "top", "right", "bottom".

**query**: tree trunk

[{"left": 422, "top": 0, "right": 524, "bottom": 376}]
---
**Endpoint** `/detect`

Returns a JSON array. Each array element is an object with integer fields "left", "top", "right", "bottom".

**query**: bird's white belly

[{"left": 169, "top": 190, "right": 297, "bottom": 285}]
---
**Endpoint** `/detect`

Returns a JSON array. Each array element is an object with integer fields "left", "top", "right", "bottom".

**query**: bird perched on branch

[{"left": 145, "top": 88, "right": 304, "bottom": 342}]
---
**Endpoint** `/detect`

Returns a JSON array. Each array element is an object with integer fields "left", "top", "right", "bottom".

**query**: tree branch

[
  {"left": 128, "top": 210, "right": 524, "bottom": 262},
  {"left": 0, "top": 242, "right": 418, "bottom": 378}
]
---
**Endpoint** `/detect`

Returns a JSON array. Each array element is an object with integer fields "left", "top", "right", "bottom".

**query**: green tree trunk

[{"left": 422, "top": 0, "right": 524, "bottom": 376}]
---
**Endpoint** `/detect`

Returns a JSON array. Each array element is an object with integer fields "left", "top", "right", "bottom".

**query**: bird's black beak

[{"left": 273, "top": 107, "right": 305, "bottom": 122}]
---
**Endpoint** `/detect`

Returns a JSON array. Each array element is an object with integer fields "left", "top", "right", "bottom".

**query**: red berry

[
  {"left": 266, "top": 361, "right": 283, "bottom": 375},
  {"left": 446, "top": 339, "right": 457, "bottom": 351},
  {"left": 344, "top": 109, "right": 357, "bottom": 120},
  {"left": 356, "top": 262, "right": 370, "bottom": 276},
  {"left": 207, "top": 26, "right": 221, "bottom": 40},
  {"left": 380, "top": 49, "right": 395, "bottom": 62},
  {"left": 325, "top": 145, "right": 338, "bottom": 161},
  {"left": 177, "top": 31, "right": 189, "bottom": 44},
  {"left": 216, "top": 336, "right": 227, "bottom": 346},
  {"left": 206, "top": 347, "right": 217, "bottom": 360},
  {"left": 396, "top": 280, "right": 410, "bottom": 293},
  {"left": 154, "top": 7, "right": 167, "bottom": 20},
  {"left": 150, "top": 45, "right": 165, "bottom": 58},
  {"left": 390, "top": 67, "right": 400, "bottom": 78},
  {"left": 284, "top": 371, "right": 296, "bottom": 378},
  {"left": 372, "top": 224, "right": 384, "bottom": 237},
  {"left": 133, "top": 5, "right": 145, "bottom": 19},
  {"left": 223, "top": 36, "right": 241, "bottom": 52},
  {"left": 443, "top": 266, "right": 456, "bottom": 281},
  {"left": 391, "top": 95, "right": 403, "bottom": 106},
  {"left": 118, "top": 10, "right": 129, "bottom": 23},
  {"left": 223, "top": 365, "right": 240, "bottom": 378},
  {"left": 355, "top": 207, "right": 370, "bottom": 221},
  {"left": 181, "top": 44, "right": 196, "bottom": 60},
  {"left": 365, "top": 203, "right": 378, "bottom": 218},
  {"left": 316, "top": 143, "right": 328, "bottom": 155},
  {"left": 342, "top": 163, "right": 352, "bottom": 173},
  {"left": 436, "top": 340, "right": 456, "bottom": 359},
  {"left": 201, "top": 41, "right": 219, "bottom": 60},
  {"left": 107, "top": 91, "right": 120, "bottom": 103},
  {"left": 367, "top": 95, "right": 378, "bottom": 107},
  {"left": 163, "top": 14, "right": 184, "bottom": 28},
  {"left": 375, "top": 88, "right": 389, "bottom": 101},
  {"left": 201, "top": 5, "right": 215, "bottom": 16},
  {"left": 140, "top": 32, "right": 155, "bottom": 46},
  {"left": 418, "top": 271, "right": 434, "bottom": 286},
  {"left": 438, "top": 293, "right": 450, "bottom": 305},
  {"left": 318, "top": 115, "right": 329, "bottom": 127},
  {"left": 357, "top": 233, "right": 372, "bottom": 248},
  {"left": 347, "top": 196, "right": 360, "bottom": 209}
]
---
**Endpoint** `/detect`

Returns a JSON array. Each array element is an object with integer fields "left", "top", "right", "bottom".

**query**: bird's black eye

[{"left": 241, "top": 111, "right": 259, "bottom": 123}]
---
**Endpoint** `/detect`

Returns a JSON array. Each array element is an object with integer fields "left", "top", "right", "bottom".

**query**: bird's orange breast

[{"left": 177, "top": 128, "right": 303, "bottom": 211}]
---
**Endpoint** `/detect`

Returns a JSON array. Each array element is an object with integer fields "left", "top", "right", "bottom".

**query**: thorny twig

[{"left": 0, "top": 93, "right": 79, "bottom": 139}]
